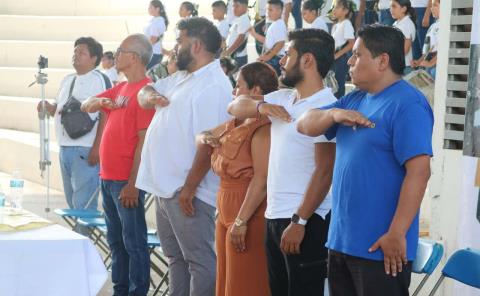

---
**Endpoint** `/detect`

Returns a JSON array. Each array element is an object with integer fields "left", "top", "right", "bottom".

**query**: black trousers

[
  {"left": 266, "top": 213, "right": 330, "bottom": 296},
  {"left": 328, "top": 250, "right": 412, "bottom": 296}
]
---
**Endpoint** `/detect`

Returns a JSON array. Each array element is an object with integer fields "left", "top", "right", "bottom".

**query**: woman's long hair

[
  {"left": 181, "top": 1, "right": 199, "bottom": 17},
  {"left": 150, "top": 0, "right": 169, "bottom": 28}
]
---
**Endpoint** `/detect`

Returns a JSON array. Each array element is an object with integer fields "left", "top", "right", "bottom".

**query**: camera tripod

[{"left": 29, "top": 56, "right": 51, "bottom": 216}]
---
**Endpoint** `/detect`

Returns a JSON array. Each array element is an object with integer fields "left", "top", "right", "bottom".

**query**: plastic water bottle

[{"left": 9, "top": 170, "right": 24, "bottom": 209}]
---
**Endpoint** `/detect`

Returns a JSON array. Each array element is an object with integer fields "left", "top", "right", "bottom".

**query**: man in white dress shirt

[{"left": 136, "top": 17, "right": 232, "bottom": 296}]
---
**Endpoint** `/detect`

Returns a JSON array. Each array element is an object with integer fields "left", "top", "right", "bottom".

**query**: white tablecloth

[{"left": 0, "top": 224, "right": 107, "bottom": 296}]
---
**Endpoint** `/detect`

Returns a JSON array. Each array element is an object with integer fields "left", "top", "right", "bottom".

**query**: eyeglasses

[{"left": 115, "top": 48, "right": 139, "bottom": 57}]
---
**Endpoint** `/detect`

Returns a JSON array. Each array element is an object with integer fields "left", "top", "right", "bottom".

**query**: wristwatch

[
  {"left": 234, "top": 217, "right": 247, "bottom": 227},
  {"left": 291, "top": 214, "right": 308, "bottom": 226}
]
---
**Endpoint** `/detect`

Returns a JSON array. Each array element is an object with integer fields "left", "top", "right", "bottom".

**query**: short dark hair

[
  {"left": 288, "top": 29, "right": 334, "bottom": 78},
  {"left": 267, "top": 0, "right": 284, "bottom": 10},
  {"left": 357, "top": 24, "right": 406, "bottom": 75},
  {"left": 74, "top": 37, "right": 103, "bottom": 67},
  {"left": 233, "top": 0, "right": 249, "bottom": 6},
  {"left": 177, "top": 17, "right": 222, "bottom": 55},
  {"left": 302, "top": 0, "right": 324, "bottom": 12},
  {"left": 212, "top": 0, "right": 227, "bottom": 10},
  {"left": 103, "top": 51, "right": 114, "bottom": 60},
  {"left": 240, "top": 62, "right": 279, "bottom": 95}
]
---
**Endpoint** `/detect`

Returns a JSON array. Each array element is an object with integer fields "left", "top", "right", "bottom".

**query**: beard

[
  {"left": 280, "top": 60, "right": 304, "bottom": 88},
  {"left": 176, "top": 45, "right": 193, "bottom": 71}
]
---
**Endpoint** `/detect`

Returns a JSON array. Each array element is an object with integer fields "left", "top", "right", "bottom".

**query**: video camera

[{"left": 37, "top": 55, "right": 48, "bottom": 69}]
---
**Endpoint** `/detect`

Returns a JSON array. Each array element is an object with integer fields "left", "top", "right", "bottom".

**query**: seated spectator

[
  {"left": 197, "top": 61, "right": 278, "bottom": 296},
  {"left": 250, "top": 0, "right": 288, "bottom": 75},
  {"left": 391, "top": 0, "right": 416, "bottom": 75},
  {"left": 101, "top": 51, "right": 118, "bottom": 86},
  {"left": 302, "top": 0, "right": 329, "bottom": 32},
  {"left": 411, "top": 0, "right": 439, "bottom": 79}
]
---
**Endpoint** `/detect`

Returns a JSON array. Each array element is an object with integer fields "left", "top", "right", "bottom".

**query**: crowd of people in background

[{"left": 36, "top": 0, "right": 440, "bottom": 295}]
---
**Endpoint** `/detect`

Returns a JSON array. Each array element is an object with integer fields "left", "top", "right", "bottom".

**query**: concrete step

[
  {"left": 0, "top": 96, "right": 56, "bottom": 140},
  {"left": 0, "top": 40, "right": 183, "bottom": 68},
  {"left": 0, "top": 40, "right": 120, "bottom": 69},
  {"left": 0, "top": 128, "right": 62, "bottom": 191},
  {"left": 0, "top": 15, "right": 149, "bottom": 42},
  {"left": 0, "top": 67, "right": 70, "bottom": 99},
  {"left": 0, "top": 0, "right": 149, "bottom": 16}
]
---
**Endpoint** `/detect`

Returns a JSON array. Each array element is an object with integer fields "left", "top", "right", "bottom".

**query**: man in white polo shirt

[
  {"left": 136, "top": 18, "right": 232, "bottom": 296},
  {"left": 228, "top": 28, "right": 336, "bottom": 296}
]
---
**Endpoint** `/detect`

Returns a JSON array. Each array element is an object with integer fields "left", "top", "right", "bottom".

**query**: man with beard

[
  {"left": 136, "top": 17, "right": 232, "bottom": 296},
  {"left": 227, "top": 28, "right": 336, "bottom": 296},
  {"left": 81, "top": 34, "right": 155, "bottom": 296}
]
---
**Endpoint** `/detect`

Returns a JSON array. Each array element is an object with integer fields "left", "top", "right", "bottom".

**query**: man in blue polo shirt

[{"left": 297, "top": 24, "right": 433, "bottom": 296}]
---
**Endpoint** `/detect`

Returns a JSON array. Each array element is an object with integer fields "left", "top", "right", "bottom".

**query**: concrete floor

[{"left": 0, "top": 170, "right": 167, "bottom": 296}]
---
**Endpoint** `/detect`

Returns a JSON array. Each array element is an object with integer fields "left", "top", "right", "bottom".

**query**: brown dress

[{"left": 212, "top": 117, "right": 271, "bottom": 296}]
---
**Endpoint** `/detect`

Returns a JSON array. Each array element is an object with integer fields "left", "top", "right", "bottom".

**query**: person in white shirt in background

[
  {"left": 144, "top": 0, "right": 169, "bottom": 70},
  {"left": 411, "top": 0, "right": 439, "bottom": 79},
  {"left": 225, "top": 0, "right": 250, "bottom": 69},
  {"left": 378, "top": 0, "right": 395, "bottom": 25},
  {"left": 281, "top": 0, "right": 293, "bottom": 27},
  {"left": 226, "top": 0, "right": 236, "bottom": 24},
  {"left": 250, "top": 0, "right": 287, "bottom": 75},
  {"left": 331, "top": 0, "right": 355, "bottom": 98},
  {"left": 228, "top": 28, "right": 336, "bottom": 296},
  {"left": 179, "top": 1, "right": 198, "bottom": 18},
  {"left": 253, "top": 0, "right": 268, "bottom": 55},
  {"left": 212, "top": 1, "right": 230, "bottom": 49},
  {"left": 101, "top": 51, "right": 118, "bottom": 86},
  {"left": 411, "top": 0, "right": 434, "bottom": 60},
  {"left": 136, "top": 17, "right": 232, "bottom": 296},
  {"left": 391, "top": 0, "right": 416, "bottom": 75},
  {"left": 301, "top": 0, "right": 329, "bottom": 32}
]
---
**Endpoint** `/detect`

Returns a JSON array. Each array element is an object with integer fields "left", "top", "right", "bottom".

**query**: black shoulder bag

[{"left": 60, "top": 77, "right": 98, "bottom": 139}]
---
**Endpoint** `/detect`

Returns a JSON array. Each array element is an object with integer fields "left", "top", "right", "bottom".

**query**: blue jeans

[
  {"left": 267, "top": 55, "right": 283, "bottom": 76},
  {"left": 59, "top": 146, "right": 99, "bottom": 210},
  {"left": 379, "top": 9, "right": 395, "bottom": 26},
  {"left": 427, "top": 66, "right": 436, "bottom": 79},
  {"left": 102, "top": 180, "right": 150, "bottom": 296},
  {"left": 147, "top": 53, "right": 163, "bottom": 70},
  {"left": 333, "top": 53, "right": 349, "bottom": 98},
  {"left": 413, "top": 7, "right": 434, "bottom": 60},
  {"left": 234, "top": 55, "right": 248, "bottom": 69},
  {"left": 292, "top": 0, "right": 303, "bottom": 29}
]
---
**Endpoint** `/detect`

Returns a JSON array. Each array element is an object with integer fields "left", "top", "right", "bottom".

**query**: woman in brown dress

[{"left": 197, "top": 62, "right": 278, "bottom": 296}]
